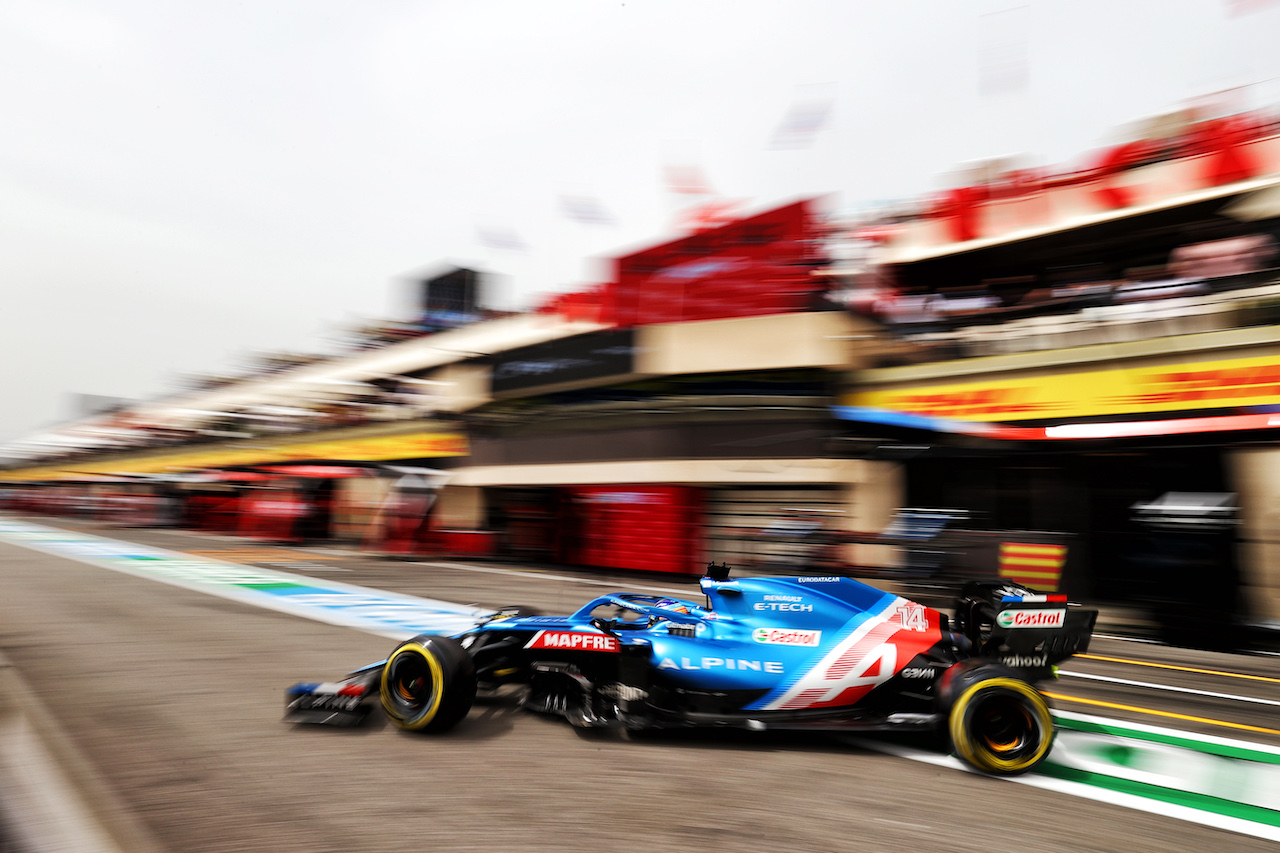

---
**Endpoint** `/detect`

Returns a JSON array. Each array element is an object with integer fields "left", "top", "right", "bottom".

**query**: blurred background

[{"left": 5, "top": 0, "right": 1280, "bottom": 651}]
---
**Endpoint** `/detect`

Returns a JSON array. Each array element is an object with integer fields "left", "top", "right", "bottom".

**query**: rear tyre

[
  {"left": 380, "top": 635, "right": 477, "bottom": 732},
  {"left": 938, "top": 660, "right": 1053, "bottom": 775}
]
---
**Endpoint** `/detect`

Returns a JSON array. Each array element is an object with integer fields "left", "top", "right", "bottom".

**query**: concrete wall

[
  {"left": 637, "top": 311, "right": 875, "bottom": 375},
  {"left": 333, "top": 477, "right": 393, "bottom": 543},
  {"left": 435, "top": 485, "right": 485, "bottom": 528},
  {"left": 432, "top": 361, "right": 492, "bottom": 414},
  {"left": 837, "top": 460, "right": 905, "bottom": 570},
  {"left": 1228, "top": 447, "right": 1280, "bottom": 623}
]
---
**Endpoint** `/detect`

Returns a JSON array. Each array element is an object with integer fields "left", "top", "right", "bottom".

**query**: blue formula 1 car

[{"left": 285, "top": 563, "right": 1097, "bottom": 776}]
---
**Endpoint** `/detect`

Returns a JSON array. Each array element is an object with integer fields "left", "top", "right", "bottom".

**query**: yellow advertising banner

[
  {"left": 846, "top": 354, "right": 1280, "bottom": 422},
  {"left": 1, "top": 430, "right": 468, "bottom": 482}
]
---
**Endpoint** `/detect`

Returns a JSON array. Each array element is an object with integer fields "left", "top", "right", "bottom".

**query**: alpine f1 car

[{"left": 285, "top": 563, "right": 1097, "bottom": 776}]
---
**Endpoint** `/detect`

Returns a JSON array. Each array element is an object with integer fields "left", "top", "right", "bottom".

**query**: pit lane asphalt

[{"left": 1, "top": 517, "right": 1277, "bottom": 853}]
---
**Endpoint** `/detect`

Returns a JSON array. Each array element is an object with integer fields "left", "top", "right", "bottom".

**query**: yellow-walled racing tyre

[
  {"left": 938, "top": 660, "right": 1053, "bottom": 776},
  {"left": 380, "top": 635, "right": 477, "bottom": 733}
]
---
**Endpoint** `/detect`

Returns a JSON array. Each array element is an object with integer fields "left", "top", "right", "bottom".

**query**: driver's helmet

[{"left": 653, "top": 598, "right": 691, "bottom": 615}]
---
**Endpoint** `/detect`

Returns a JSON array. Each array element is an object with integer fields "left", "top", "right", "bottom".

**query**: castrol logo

[
  {"left": 996, "top": 609, "right": 1065, "bottom": 629},
  {"left": 752, "top": 627, "right": 822, "bottom": 647}
]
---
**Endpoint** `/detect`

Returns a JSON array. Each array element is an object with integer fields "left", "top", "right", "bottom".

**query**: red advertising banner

[
  {"left": 885, "top": 111, "right": 1280, "bottom": 261},
  {"left": 606, "top": 200, "right": 822, "bottom": 327}
]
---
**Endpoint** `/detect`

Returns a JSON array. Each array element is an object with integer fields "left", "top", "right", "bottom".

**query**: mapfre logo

[
  {"left": 996, "top": 609, "right": 1065, "bottom": 629},
  {"left": 525, "top": 631, "right": 620, "bottom": 653},
  {"left": 752, "top": 627, "right": 821, "bottom": 647}
]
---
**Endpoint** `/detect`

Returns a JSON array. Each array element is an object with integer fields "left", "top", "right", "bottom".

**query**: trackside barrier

[{"left": 0, "top": 651, "right": 163, "bottom": 853}]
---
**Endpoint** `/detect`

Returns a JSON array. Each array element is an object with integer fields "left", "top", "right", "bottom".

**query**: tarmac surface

[{"left": 1, "top": 516, "right": 1278, "bottom": 852}]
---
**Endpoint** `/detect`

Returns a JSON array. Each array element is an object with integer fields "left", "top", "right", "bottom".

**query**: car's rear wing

[{"left": 985, "top": 598, "right": 1097, "bottom": 680}]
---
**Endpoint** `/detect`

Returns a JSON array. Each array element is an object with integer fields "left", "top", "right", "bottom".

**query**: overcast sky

[{"left": 3, "top": 0, "right": 1279, "bottom": 441}]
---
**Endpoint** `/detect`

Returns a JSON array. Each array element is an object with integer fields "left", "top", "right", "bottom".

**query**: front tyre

[
  {"left": 380, "top": 635, "right": 477, "bottom": 732},
  {"left": 939, "top": 661, "right": 1053, "bottom": 775}
]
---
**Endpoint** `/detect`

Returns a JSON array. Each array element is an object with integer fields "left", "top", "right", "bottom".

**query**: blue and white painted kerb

[{"left": 0, "top": 517, "right": 490, "bottom": 639}]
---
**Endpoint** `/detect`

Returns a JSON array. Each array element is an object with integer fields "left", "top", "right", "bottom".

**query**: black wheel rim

[
  {"left": 972, "top": 691, "right": 1039, "bottom": 761},
  {"left": 387, "top": 652, "right": 435, "bottom": 715}
]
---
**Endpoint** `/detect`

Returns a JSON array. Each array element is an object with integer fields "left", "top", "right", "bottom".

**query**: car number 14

[{"left": 898, "top": 604, "right": 929, "bottom": 632}]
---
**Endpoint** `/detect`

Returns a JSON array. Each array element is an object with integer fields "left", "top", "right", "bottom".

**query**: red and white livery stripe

[{"left": 762, "top": 598, "right": 942, "bottom": 711}]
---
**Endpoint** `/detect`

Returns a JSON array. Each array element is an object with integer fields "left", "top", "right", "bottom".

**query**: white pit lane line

[
  {"left": 1093, "top": 632, "right": 1161, "bottom": 644},
  {"left": 1058, "top": 669, "right": 1280, "bottom": 707}
]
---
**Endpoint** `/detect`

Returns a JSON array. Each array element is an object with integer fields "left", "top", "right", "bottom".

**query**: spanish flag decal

[{"left": 998, "top": 542, "right": 1067, "bottom": 592}]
